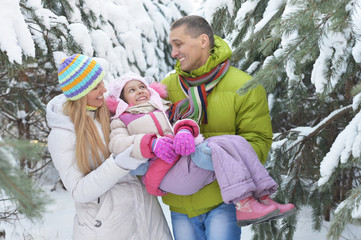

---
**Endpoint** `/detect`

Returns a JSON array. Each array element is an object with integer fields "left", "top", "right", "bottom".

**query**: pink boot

[
  {"left": 235, "top": 196, "right": 279, "bottom": 227},
  {"left": 258, "top": 195, "right": 296, "bottom": 220}
]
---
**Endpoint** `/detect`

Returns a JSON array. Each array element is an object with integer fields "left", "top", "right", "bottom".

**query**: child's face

[{"left": 123, "top": 80, "right": 151, "bottom": 106}]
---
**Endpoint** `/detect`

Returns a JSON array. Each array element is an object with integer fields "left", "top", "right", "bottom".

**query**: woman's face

[
  {"left": 86, "top": 80, "right": 107, "bottom": 107},
  {"left": 122, "top": 80, "right": 150, "bottom": 106}
]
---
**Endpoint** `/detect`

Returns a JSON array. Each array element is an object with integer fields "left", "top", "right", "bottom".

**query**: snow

[
  {"left": 351, "top": 0, "right": 361, "bottom": 62},
  {"left": 254, "top": 0, "right": 286, "bottom": 33},
  {"left": 0, "top": 0, "right": 35, "bottom": 63},
  {"left": 69, "top": 24, "right": 94, "bottom": 56},
  {"left": 318, "top": 108, "right": 361, "bottom": 186},
  {"left": 245, "top": 61, "right": 260, "bottom": 75},
  {"left": 2, "top": 0, "right": 361, "bottom": 238},
  {"left": 352, "top": 204, "right": 361, "bottom": 220},
  {"left": 280, "top": 2, "right": 303, "bottom": 91},
  {"left": 353, "top": 92, "right": 361, "bottom": 111},
  {"left": 235, "top": 0, "right": 260, "bottom": 29},
  {"left": 232, "top": 0, "right": 260, "bottom": 42},
  {"left": 311, "top": 31, "right": 349, "bottom": 94},
  {"left": 204, "top": 0, "right": 234, "bottom": 22},
  {"left": 2, "top": 187, "right": 361, "bottom": 239},
  {"left": 0, "top": 0, "right": 191, "bottom": 81}
]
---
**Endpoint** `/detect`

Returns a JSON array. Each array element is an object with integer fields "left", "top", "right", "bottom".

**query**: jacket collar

[
  {"left": 46, "top": 94, "right": 74, "bottom": 132},
  {"left": 174, "top": 35, "right": 232, "bottom": 78}
]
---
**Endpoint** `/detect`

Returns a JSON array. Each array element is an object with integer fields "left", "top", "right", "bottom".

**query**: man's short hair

[{"left": 170, "top": 15, "right": 214, "bottom": 48}]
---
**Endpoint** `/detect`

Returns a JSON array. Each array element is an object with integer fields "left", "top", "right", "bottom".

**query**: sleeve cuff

[
  {"left": 173, "top": 119, "right": 200, "bottom": 137},
  {"left": 140, "top": 134, "right": 156, "bottom": 158}
]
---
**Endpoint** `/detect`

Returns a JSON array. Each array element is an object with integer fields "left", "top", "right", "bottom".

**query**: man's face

[{"left": 169, "top": 25, "right": 209, "bottom": 72}]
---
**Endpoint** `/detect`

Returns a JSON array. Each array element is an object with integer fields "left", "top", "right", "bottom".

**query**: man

[{"left": 161, "top": 15, "right": 273, "bottom": 239}]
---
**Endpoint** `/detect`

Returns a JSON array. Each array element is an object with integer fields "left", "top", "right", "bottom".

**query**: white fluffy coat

[{"left": 46, "top": 94, "right": 172, "bottom": 240}]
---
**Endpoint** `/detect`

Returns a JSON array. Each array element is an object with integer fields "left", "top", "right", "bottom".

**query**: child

[{"left": 106, "top": 72, "right": 296, "bottom": 226}]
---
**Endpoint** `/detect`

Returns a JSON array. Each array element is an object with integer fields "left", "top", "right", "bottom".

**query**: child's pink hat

[{"left": 106, "top": 72, "right": 165, "bottom": 119}]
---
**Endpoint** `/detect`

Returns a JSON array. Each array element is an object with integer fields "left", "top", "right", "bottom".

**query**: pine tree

[
  {"left": 0, "top": 138, "right": 48, "bottom": 221},
  {"left": 0, "top": 0, "right": 191, "bottom": 224},
  {"left": 209, "top": 0, "right": 361, "bottom": 239}
]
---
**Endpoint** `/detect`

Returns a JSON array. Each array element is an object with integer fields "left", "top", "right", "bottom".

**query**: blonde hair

[{"left": 63, "top": 97, "right": 110, "bottom": 174}]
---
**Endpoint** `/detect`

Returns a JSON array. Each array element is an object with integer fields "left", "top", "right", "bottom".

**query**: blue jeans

[{"left": 171, "top": 203, "right": 241, "bottom": 240}]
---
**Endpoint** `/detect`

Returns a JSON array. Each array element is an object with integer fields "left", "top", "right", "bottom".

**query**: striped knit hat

[{"left": 58, "top": 54, "right": 105, "bottom": 101}]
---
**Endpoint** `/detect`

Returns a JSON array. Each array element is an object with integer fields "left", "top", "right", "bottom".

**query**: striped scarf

[
  {"left": 86, "top": 105, "right": 98, "bottom": 111},
  {"left": 169, "top": 59, "right": 230, "bottom": 124}
]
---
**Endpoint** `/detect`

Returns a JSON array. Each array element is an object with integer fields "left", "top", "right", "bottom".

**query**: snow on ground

[{"left": 2, "top": 187, "right": 361, "bottom": 240}]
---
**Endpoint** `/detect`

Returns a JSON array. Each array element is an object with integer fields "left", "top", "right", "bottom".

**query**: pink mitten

[
  {"left": 173, "top": 129, "right": 195, "bottom": 155},
  {"left": 152, "top": 137, "right": 178, "bottom": 163}
]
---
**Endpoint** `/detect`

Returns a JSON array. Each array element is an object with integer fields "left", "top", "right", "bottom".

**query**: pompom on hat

[{"left": 58, "top": 54, "right": 105, "bottom": 100}]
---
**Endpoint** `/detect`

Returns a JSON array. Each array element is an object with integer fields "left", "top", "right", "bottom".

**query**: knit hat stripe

[
  {"left": 57, "top": 54, "right": 105, "bottom": 100},
  {"left": 58, "top": 54, "right": 80, "bottom": 76},
  {"left": 61, "top": 61, "right": 98, "bottom": 92},
  {"left": 59, "top": 56, "right": 92, "bottom": 90},
  {"left": 65, "top": 70, "right": 104, "bottom": 100}
]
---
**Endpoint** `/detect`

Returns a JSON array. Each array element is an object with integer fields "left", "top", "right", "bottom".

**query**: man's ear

[{"left": 200, "top": 34, "right": 210, "bottom": 49}]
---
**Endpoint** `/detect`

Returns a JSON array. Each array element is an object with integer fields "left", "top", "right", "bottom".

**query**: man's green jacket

[{"left": 161, "top": 35, "right": 273, "bottom": 217}]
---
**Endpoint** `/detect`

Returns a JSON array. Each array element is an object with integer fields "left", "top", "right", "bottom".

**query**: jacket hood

[
  {"left": 46, "top": 94, "right": 74, "bottom": 132},
  {"left": 105, "top": 72, "right": 165, "bottom": 119},
  {"left": 175, "top": 35, "right": 232, "bottom": 78}
]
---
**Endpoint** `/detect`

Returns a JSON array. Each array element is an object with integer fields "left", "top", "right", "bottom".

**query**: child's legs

[
  {"left": 209, "top": 135, "right": 277, "bottom": 201},
  {"left": 229, "top": 139, "right": 277, "bottom": 198},
  {"left": 210, "top": 144, "right": 257, "bottom": 203},
  {"left": 160, "top": 155, "right": 215, "bottom": 195}
]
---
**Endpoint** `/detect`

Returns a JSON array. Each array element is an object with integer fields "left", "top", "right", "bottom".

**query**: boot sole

[
  {"left": 237, "top": 209, "right": 280, "bottom": 227},
  {"left": 267, "top": 207, "right": 297, "bottom": 221}
]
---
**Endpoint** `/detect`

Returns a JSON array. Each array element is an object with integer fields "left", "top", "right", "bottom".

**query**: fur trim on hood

[{"left": 105, "top": 72, "right": 167, "bottom": 119}]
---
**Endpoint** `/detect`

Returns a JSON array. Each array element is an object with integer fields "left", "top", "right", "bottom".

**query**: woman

[{"left": 46, "top": 54, "right": 172, "bottom": 240}]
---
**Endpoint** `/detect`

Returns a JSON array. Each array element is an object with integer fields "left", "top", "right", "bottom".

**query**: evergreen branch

[
  {"left": 0, "top": 168, "right": 35, "bottom": 212},
  {"left": 0, "top": 208, "right": 19, "bottom": 221},
  {"left": 297, "top": 105, "right": 352, "bottom": 140},
  {"left": 238, "top": 0, "right": 354, "bottom": 97},
  {"left": 327, "top": 186, "right": 361, "bottom": 240},
  {"left": 26, "top": 24, "right": 46, "bottom": 34},
  {"left": 351, "top": 82, "right": 361, "bottom": 97},
  {"left": 28, "top": 159, "right": 52, "bottom": 175},
  {"left": 0, "top": 107, "right": 17, "bottom": 121},
  {"left": 0, "top": 139, "right": 48, "bottom": 219},
  {"left": 275, "top": 105, "right": 353, "bottom": 178},
  {"left": 278, "top": 104, "right": 352, "bottom": 141}
]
